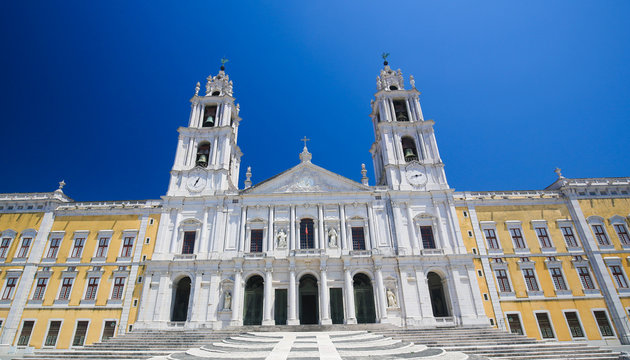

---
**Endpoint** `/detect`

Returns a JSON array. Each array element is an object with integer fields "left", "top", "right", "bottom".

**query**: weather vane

[
  {"left": 382, "top": 52, "right": 390, "bottom": 61},
  {"left": 221, "top": 57, "right": 229, "bottom": 66}
]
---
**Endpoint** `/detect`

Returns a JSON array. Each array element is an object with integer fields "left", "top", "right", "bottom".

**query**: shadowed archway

[{"left": 171, "top": 277, "right": 191, "bottom": 322}]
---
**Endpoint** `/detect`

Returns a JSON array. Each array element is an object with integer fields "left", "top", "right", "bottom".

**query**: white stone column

[
  {"left": 263, "top": 264, "right": 274, "bottom": 325},
  {"left": 318, "top": 205, "right": 325, "bottom": 250},
  {"left": 375, "top": 266, "right": 388, "bottom": 321},
  {"left": 288, "top": 265, "right": 299, "bottom": 325},
  {"left": 137, "top": 272, "right": 153, "bottom": 323},
  {"left": 290, "top": 205, "right": 296, "bottom": 250},
  {"left": 344, "top": 265, "right": 357, "bottom": 324},
  {"left": 211, "top": 136, "right": 219, "bottom": 165},
  {"left": 238, "top": 206, "right": 247, "bottom": 253},
  {"left": 267, "top": 206, "right": 274, "bottom": 252},
  {"left": 406, "top": 203, "right": 419, "bottom": 252},
  {"left": 170, "top": 212, "right": 182, "bottom": 254},
  {"left": 199, "top": 207, "right": 209, "bottom": 253},
  {"left": 340, "top": 205, "right": 347, "bottom": 250},
  {"left": 190, "top": 273, "right": 204, "bottom": 323},
  {"left": 320, "top": 263, "right": 331, "bottom": 324},
  {"left": 153, "top": 275, "right": 170, "bottom": 321},
  {"left": 367, "top": 204, "right": 377, "bottom": 250},
  {"left": 207, "top": 270, "right": 221, "bottom": 323},
  {"left": 416, "top": 270, "right": 434, "bottom": 320},
  {"left": 230, "top": 269, "right": 243, "bottom": 326}
]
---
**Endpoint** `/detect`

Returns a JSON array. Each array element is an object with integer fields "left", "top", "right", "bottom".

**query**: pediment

[{"left": 245, "top": 162, "right": 369, "bottom": 195}]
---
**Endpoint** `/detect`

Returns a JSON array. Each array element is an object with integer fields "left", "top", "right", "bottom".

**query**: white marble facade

[{"left": 134, "top": 63, "right": 488, "bottom": 330}]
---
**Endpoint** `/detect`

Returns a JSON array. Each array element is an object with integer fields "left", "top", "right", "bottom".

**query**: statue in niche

[
  {"left": 328, "top": 227, "right": 338, "bottom": 248},
  {"left": 387, "top": 288, "right": 398, "bottom": 307},
  {"left": 276, "top": 229, "right": 287, "bottom": 248},
  {"left": 223, "top": 291, "right": 232, "bottom": 310}
]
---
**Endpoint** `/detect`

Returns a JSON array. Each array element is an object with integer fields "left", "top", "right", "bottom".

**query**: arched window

[
  {"left": 203, "top": 105, "right": 217, "bottom": 127},
  {"left": 196, "top": 142, "right": 210, "bottom": 168},
  {"left": 300, "top": 219, "right": 315, "bottom": 249},
  {"left": 401, "top": 137, "right": 419, "bottom": 162}
]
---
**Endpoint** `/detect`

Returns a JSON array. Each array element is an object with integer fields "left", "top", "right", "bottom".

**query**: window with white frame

[
  {"left": 95, "top": 237, "right": 109, "bottom": 258},
  {"left": 482, "top": 227, "right": 500, "bottom": 250},
  {"left": 46, "top": 238, "right": 61, "bottom": 258},
  {"left": 593, "top": 310, "right": 615, "bottom": 337},
  {"left": 587, "top": 217, "right": 611, "bottom": 246},
  {"left": 509, "top": 226, "right": 527, "bottom": 249},
  {"left": 560, "top": 224, "right": 579, "bottom": 248},
  {"left": 250, "top": 229, "right": 263, "bottom": 252},
  {"left": 522, "top": 268, "right": 540, "bottom": 292},
  {"left": 58, "top": 278, "right": 73, "bottom": 300},
  {"left": 351, "top": 226, "right": 366, "bottom": 250},
  {"left": 535, "top": 312, "right": 555, "bottom": 339},
  {"left": 610, "top": 217, "right": 630, "bottom": 246},
  {"left": 2, "top": 277, "right": 18, "bottom": 300},
  {"left": 609, "top": 264, "right": 629, "bottom": 289},
  {"left": 549, "top": 267, "right": 568, "bottom": 291},
  {"left": 0, "top": 238, "right": 11, "bottom": 258},
  {"left": 535, "top": 227, "right": 553, "bottom": 248},
  {"left": 16, "top": 237, "right": 32, "bottom": 258},
  {"left": 111, "top": 277, "right": 125, "bottom": 300},
  {"left": 419, "top": 226, "right": 436, "bottom": 249},
  {"left": 506, "top": 313, "right": 524, "bottom": 335},
  {"left": 495, "top": 269, "right": 512, "bottom": 292},
  {"left": 564, "top": 311, "right": 585, "bottom": 338},
  {"left": 85, "top": 278, "right": 99, "bottom": 300},
  {"left": 576, "top": 266, "right": 596, "bottom": 290},
  {"left": 120, "top": 236, "right": 134, "bottom": 257},
  {"left": 33, "top": 278, "right": 48, "bottom": 300},
  {"left": 70, "top": 238, "right": 85, "bottom": 258}
]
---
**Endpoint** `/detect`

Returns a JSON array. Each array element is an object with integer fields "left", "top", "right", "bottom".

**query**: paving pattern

[{"left": 150, "top": 331, "right": 470, "bottom": 360}]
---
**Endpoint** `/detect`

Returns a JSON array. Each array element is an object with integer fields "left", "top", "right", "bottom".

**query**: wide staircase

[{"left": 18, "top": 325, "right": 621, "bottom": 360}]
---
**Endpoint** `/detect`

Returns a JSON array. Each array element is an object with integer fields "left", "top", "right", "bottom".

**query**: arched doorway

[
  {"left": 243, "top": 275, "right": 264, "bottom": 325},
  {"left": 299, "top": 274, "right": 319, "bottom": 324},
  {"left": 171, "top": 277, "right": 191, "bottom": 322},
  {"left": 353, "top": 273, "right": 376, "bottom": 323},
  {"left": 427, "top": 272, "right": 450, "bottom": 317}
]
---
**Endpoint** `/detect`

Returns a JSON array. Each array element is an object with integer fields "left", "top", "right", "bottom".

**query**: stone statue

[
  {"left": 409, "top": 75, "right": 415, "bottom": 89},
  {"left": 223, "top": 291, "right": 232, "bottom": 310},
  {"left": 276, "top": 229, "right": 287, "bottom": 248},
  {"left": 387, "top": 288, "right": 398, "bottom": 307},
  {"left": 328, "top": 227, "right": 338, "bottom": 247},
  {"left": 194, "top": 82, "right": 200, "bottom": 96}
]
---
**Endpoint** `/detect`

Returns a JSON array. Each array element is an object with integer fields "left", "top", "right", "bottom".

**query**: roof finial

[
  {"left": 194, "top": 82, "right": 200, "bottom": 96},
  {"left": 361, "top": 164, "right": 369, "bottom": 186},
  {"left": 382, "top": 52, "right": 390, "bottom": 66},
  {"left": 244, "top": 166, "right": 252, "bottom": 189},
  {"left": 220, "top": 57, "right": 229, "bottom": 71},
  {"left": 58, "top": 180, "right": 66, "bottom": 190},
  {"left": 299, "top": 136, "right": 312, "bottom": 163},
  {"left": 554, "top": 167, "right": 564, "bottom": 179}
]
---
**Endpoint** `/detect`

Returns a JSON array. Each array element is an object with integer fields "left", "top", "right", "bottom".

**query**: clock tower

[
  {"left": 369, "top": 59, "right": 448, "bottom": 191},
  {"left": 166, "top": 63, "right": 243, "bottom": 196}
]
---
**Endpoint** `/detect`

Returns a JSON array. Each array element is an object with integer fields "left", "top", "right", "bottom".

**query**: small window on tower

[
  {"left": 401, "top": 137, "right": 419, "bottom": 162},
  {"left": 203, "top": 105, "right": 217, "bottom": 127},
  {"left": 393, "top": 99, "right": 409, "bottom": 121},
  {"left": 196, "top": 142, "right": 210, "bottom": 168}
]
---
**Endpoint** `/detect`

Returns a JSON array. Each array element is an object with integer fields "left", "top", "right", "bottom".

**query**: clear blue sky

[{"left": 1, "top": 1, "right": 628, "bottom": 201}]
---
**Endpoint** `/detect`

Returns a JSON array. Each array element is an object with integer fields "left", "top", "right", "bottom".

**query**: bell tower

[
  {"left": 167, "top": 61, "right": 243, "bottom": 196},
  {"left": 369, "top": 57, "right": 448, "bottom": 191}
]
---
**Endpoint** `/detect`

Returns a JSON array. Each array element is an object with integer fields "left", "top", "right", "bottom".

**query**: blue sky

[{"left": 0, "top": 1, "right": 628, "bottom": 201}]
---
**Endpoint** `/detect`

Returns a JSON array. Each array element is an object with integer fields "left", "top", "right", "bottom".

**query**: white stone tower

[
  {"left": 167, "top": 62, "right": 243, "bottom": 196},
  {"left": 369, "top": 58, "right": 448, "bottom": 191}
]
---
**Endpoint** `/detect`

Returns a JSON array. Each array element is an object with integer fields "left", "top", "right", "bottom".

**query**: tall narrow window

[
  {"left": 577, "top": 266, "right": 595, "bottom": 290},
  {"left": 594, "top": 311, "right": 614, "bottom": 337},
  {"left": 535, "top": 228, "right": 552, "bottom": 248},
  {"left": 250, "top": 229, "right": 263, "bottom": 252},
  {"left": 495, "top": 269, "right": 511, "bottom": 292},
  {"left": 535, "top": 313, "right": 555, "bottom": 338},
  {"left": 102, "top": 321, "right": 116, "bottom": 341},
  {"left": 0, "top": 238, "right": 10, "bottom": 258},
  {"left": 351, "top": 227, "right": 366, "bottom": 250},
  {"left": 507, "top": 314, "right": 523, "bottom": 335},
  {"left": 59, "top": 278, "right": 73, "bottom": 300},
  {"left": 195, "top": 142, "right": 210, "bottom": 168},
  {"left": 564, "top": 312, "right": 585, "bottom": 338},
  {"left": 401, "top": 137, "right": 418, "bottom": 162},
  {"left": 85, "top": 278, "right": 99, "bottom": 300},
  {"left": 484, "top": 229, "right": 499, "bottom": 249},
  {"left": 393, "top": 99, "right": 409, "bottom": 121},
  {"left": 182, "top": 231, "right": 196, "bottom": 254},
  {"left": 33, "top": 278, "right": 48, "bottom": 300},
  {"left": 112, "top": 277, "right": 125, "bottom": 300},
  {"left": 95, "top": 238, "right": 109, "bottom": 257},
  {"left": 550, "top": 268, "right": 567, "bottom": 290},
  {"left": 16, "top": 238, "right": 31, "bottom": 258},
  {"left": 614, "top": 224, "right": 630, "bottom": 245},
  {"left": 561, "top": 226, "right": 578, "bottom": 247},
  {"left": 510, "top": 228, "right": 526, "bottom": 249},
  {"left": 121, "top": 237, "right": 134, "bottom": 257},
  {"left": 610, "top": 265, "right": 628, "bottom": 288},
  {"left": 2, "top": 277, "right": 17, "bottom": 300},
  {"left": 299, "top": 219, "right": 315, "bottom": 249},
  {"left": 592, "top": 225, "right": 610, "bottom": 245},
  {"left": 17, "top": 320, "right": 34, "bottom": 346},
  {"left": 72, "top": 321, "right": 89, "bottom": 346},
  {"left": 523, "top": 268, "right": 539, "bottom": 291},
  {"left": 45, "top": 320, "right": 62, "bottom": 346},
  {"left": 420, "top": 226, "right": 436, "bottom": 249},
  {"left": 47, "top": 238, "right": 61, "bottom": 258},
  {"left": 71, "top": 238, "right": 85, "bottom": 258},
  {"left": 203, "top": 105, "right": 217, "bottom": 127}
]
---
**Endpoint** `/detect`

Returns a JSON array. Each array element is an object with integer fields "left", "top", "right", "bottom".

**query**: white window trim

[
  {"left": 531, "top": 220, "right": 556, "bottom": 252},
  {"left": 118, "top": 229, "right": 138, "bottom": 260},
  {"left": 31, "top": 274, "right": 51, "bottom": 302},
  {"left": 55, "top": 272, "right": 77, "bottom": 304},
  {"left": 492, "top": 266, "right": 515, "bottom": 297},
  {"left": 245, "top": 219, "right": 267, "bottom": 253},
  {"left": 14, "top": 229, "right": 37, "bottom": 260},
  {"left": 92, "top": 230, "right": 113, "bottom": 260},
  {"left": 562, "top": 309, "right": 586, "bottom": 341},
  {"left": 603, "top": 257, "right": 630, "bottom": 292},
  {"left": 43, "top": 231, "right": 65, "bottom": 261},
  {"left": 0, "top": 229, "right": 17, "bottom": 260},
  {"left": 610, "top": 216, "right": 630, "bottom": 248},
  {"left": 506, "top": 221, "right": 530, "bottom": 253},
  {"left": 42, "top": 318, "right": 64, "bottom": 348},
  {"left": 15, "top": 318, "right": 37, "bottom": 347},
  {"left": 591, "top": 308, "right": 618, "bottom": 339},
  {"left": 100, "top": 319, "right": 117, "bottom": 341},
  {"left": 480, "top": 221, "right": 503, "bottom": 254},
  {"left": 69, "top": 230, "right": 89, "bottom": 262},
  {"left": 81, "top": 274, "right": 102, "bottom": 304},
  {"left": 414, "top": 215, "right": 439, "bottom": 250},
  {"left": 587, "top": 216, "right": 614, "bottom": 249},
  {"left": 533, "top": 310, "right": 557, "bottom": 340},
  {"left": 547, "top": 265, "right": 571, "bottom": 295},
  {"left": 504, "top": 311, "right": 526, "bottom": 337},
  {"left": 519, "top": 261, "right": 542, "bottom": 296},
  {"left": 70, "top": 319, "right": 91, "bottom": 348},
  {"left": 108, "top": 270, "right": 130, "bottom": 304},
  {"left": 573, "top": 262, "right": 600, "bottom": 295},
  {"left": 1, "top": 273, "right": 21, "bottom": 302},
  {"left": 556, "top": 220, "right": 582, "bottom": 251}
]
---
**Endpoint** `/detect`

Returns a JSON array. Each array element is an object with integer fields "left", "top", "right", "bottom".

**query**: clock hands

[{"left": 194, "top": 177, "right": 200, "bottom": 186}]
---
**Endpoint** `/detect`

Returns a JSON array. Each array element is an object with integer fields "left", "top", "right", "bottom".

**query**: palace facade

[{"left": 0, "top": 62, "right": 629, "bottom": 350}]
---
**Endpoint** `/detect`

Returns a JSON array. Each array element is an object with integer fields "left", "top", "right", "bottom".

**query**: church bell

[
  {"left": 203, "top": 116, "right": 214, "bottom": 127},
  {"left": 196, "top": 154, "right": 208, "bottom": 167}
]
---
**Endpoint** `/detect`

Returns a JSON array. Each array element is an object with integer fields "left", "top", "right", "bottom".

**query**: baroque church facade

[{"left": 0, "top": 62, "right": 629, "bottom": 349}]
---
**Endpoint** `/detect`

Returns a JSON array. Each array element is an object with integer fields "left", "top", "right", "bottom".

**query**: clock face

[
  {"left": 406, "top": 164, "right": 427, "bottom": 187},
  {"left": 186, "top": 172, "right": 207, "bottom": 192}
]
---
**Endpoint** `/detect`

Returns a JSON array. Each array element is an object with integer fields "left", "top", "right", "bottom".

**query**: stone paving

[{"left": 149, "top": 331, "right": 472, "bottom": 360}]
